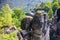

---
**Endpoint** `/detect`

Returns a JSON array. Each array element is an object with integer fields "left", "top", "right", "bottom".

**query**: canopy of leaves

[
  {"left": 0, "top": 4, "right": 13, "bottom": 28},
  {"left": 40, "top": 0, "right": 60, "bottom": 19},
  {"left": 12, "top": 8, "right": 26, "bottom": 27},
  {"left": 48, "top": 9, "right": 53, "bottom": 19},
  {"left": 0, "top": 4, "right": 26, "bottom": 29},
  {"left": 0, "top": 31, "right": 18, "bottom": 40}
]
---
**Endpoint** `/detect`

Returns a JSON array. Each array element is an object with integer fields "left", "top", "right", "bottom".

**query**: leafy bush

[
  {"left": 1, "top": 4, "right": 13, "bottom": 27},
  {"left": 0, "top": 4, "right": 26, "bottom": 29},
  {"left": 48, "top": 9, "right": 53, "bottom": 19},
  {"left": 12, "top": 8, "right": 26, "bottom": 27},
  {"left": 0, "top": 31, "right": 18, "bottom": 40}
]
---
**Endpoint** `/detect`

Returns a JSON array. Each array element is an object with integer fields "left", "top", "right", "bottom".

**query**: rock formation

[
  {"left": 21, "top": 8, "right": 50, "bottom": 40},
  {"left": 30, "top": 9, "right": 50, "bottom": 40}
]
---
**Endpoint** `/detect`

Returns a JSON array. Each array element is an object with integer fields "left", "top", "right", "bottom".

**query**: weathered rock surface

[
  {"left": 31, "top": 9, "right": 50, "bottom": 40},
  {"left": 21, "top": 16, "right": 33, "bottom": 30},
  {"left": 20, "top": 9, "right": 51, "bottom": 40}
]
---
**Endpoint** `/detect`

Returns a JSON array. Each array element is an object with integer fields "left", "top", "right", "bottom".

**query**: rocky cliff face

[{"left": 21, "top": 9, "right": 50, "bottom": 40}]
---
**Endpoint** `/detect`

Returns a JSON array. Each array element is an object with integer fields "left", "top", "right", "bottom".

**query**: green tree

[
  {"left": 48, "top": 9, "right": 53, "bottom": 19},
  {"left": 52, "top": 2, "right": 59, "bottom": 13},
  {"left": 40, "top": 0, "right": 60, "bottom": 19},
  {"left": 12, "top": 8, "right": 26, "bottom": 27},
  {"left": 0, "top": 11, "right": 3, "bottom": 27},
  {"left": 45, "top": 2, "right": 52, "bottom": 8},
  {"left": 1, "top": 4, "right": 13, "bottom": 26},
  {"left": 40, "top": 2, "right": 46, "bottom": 9},
  {"left": 40, "top": 2, "right": 50, "bottom": 12},
  {"left": 52, "top": 0, "right": 58, "bottom": 3}
]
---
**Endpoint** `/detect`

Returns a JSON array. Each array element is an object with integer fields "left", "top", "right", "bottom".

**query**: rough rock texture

[
  {"left": 21, "top": 16, "right": 33, "bottom": 30},
  {"left": 31, "top": 10, "right": 50, "bottom": 40},
  {"left": 50, "top": 8, "right": 60, "bottom": 40},
  {"left": 55, "top": 21, "right": 60, "bottom": 40},
  {"left": 21, "top": 9, "right": 50, "bottom": 40},
  {"left": 21, "top": 16, "right": 33, "bottom": 40},
  {"left": 50, "top": 18, "right": 60, "bottom": 40}
]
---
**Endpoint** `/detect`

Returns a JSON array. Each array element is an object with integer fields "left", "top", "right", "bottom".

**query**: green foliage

[
  {"left": 45, "top": 2, "right": 52, "bottom": 8},
  {"left": 52, "top": 2, "right": 59, "bottom": 13},
  {"left": 0, "top": 0, "right": 60, "bottom": 40},
  {"left": 0, "top": 4, "right": 26, "bottom": 28},
  {"left": 52, "top": 0, "right": 58, "bottom": 3},
  {"left": 1, "top": 4, "right": 13, "bottom": 26},
  {"left": 0, "top": 11, "right": 4, "bottom": 28},
  {"left": 51, "top": 36, "right": 55, "bottom": 40},
  {"left": 0, "top": 32, "right": 18, "bottom": 40},
  {"left": 12, "top": 18, "right": 20, "bottom": 27},
  {"left": 0, "top": 17, "right": 4, "bottom": 27},
  {"left": 12, "top": 8, "right": 26, "bottom": 27},
  {"left": 40, "top": 0, "right": 60, "bottom": 19},
  {"left": 0, "top": 4, "right": 26, "bottom": 40},
  {"left": 48, "top": 9, "right": 53, "bottom": 19},
  {"left": 40, "top": 2, "right": 52, "bottom": 12},
  {"left": 40, "top": 3, "right": 46, "bottom": 9}
]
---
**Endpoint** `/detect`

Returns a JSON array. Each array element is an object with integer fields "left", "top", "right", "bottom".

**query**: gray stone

[
  {"left": 21, "top": 16, "right": 33, "bottom": 30},
  {"left": 31, "top": 10, "right": 50, "bottom": 40},
  {"left": 21, "top": 16, "right": 33, "bottom": 40}
]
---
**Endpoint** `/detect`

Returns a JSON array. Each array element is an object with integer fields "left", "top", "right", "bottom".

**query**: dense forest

[{"left": 0, "top": 0, "right": 60, "bottom": 40}]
